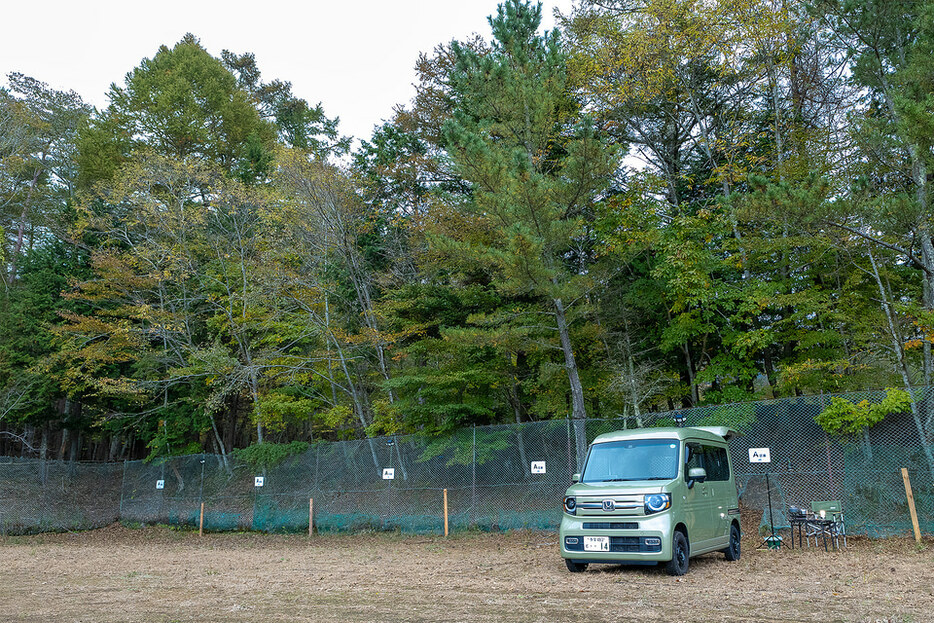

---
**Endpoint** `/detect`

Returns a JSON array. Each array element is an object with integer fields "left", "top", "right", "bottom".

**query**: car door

[
  {"left": 683, "top": 442, "right": 715, "bottom": 548},
  {"left": 701, "top": 443, "right": 732, "bottom": 547}
]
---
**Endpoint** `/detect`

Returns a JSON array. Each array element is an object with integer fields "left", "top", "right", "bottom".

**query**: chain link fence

[
  {"left": 0, "top": 458, "right": 122, "bottom": 534},
  {"left": 1, "top": 389, "right": 932, "bottom": 538}
]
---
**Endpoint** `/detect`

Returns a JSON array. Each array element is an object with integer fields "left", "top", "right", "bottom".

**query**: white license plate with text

[{"left": 583, "top": 536, "right": 610, "bottom": 552}]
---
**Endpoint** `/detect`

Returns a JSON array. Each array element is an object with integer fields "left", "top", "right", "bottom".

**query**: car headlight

[
  {"left": 644, "top": 493, "right": 671, "bottom": 514},
  {"left": 564, "top": 496, "right": 576, "bottom": 515}
]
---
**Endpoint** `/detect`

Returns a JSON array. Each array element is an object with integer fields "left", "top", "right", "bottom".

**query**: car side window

[
  {"left": 684, "top": 442, "right": 703, "bottom": 480},
  {"left": 702, "top": 445, "right": 730, "bottom": 481}
]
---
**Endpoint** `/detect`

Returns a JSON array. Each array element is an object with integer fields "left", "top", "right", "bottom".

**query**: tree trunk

[
  {"left": 171, "top": 462, "right": 185, "bottom": 492},
  {"left": 60, "top": 428, "right": 70, "bottom": 460},
  {"left": 329, "top": 328, "right": 380, "bottom": 469},
  {"left": 343, "top": 234, "right": 396, "bottom": 404},
  {"left": 108, "top": 436, "right": 121, "bottom": 462},
  {"left": 867, "top": 246, "right": 934, "bottom": 482},
  {"left": 209, "top": 413, "right": 231, "bottom": 474},
  {"left": 39, "top": 425, "right": 49, "bottom": 485},
  {"left": 320, "top": 281, "right": 380, "bottom": 469},
  {"left": 323, "top": 292, "right": 342, "bottom": 408},
  {"left": 21, "top": 425, "right": 34, "bottom": 458},
  {"left": 509, "top": 393, "right": 531, "bottom": 477},
  {"left": 394, "top": 441, "right": 408, "bottom": 481},
  {"left": 5, "top": 161, "right": 44, "bottom": 286},
  {"left": 627, "top": 352, "right": 644, "bottom": 428},
  {"left": 70, "top": 431, "right": 81, "bottom": 463},
  {"left": 554, "top": 296, "right": 587, "bottom": 466},
  {"left": 681, "top": 343, "right": 699, "bottom": 406}
]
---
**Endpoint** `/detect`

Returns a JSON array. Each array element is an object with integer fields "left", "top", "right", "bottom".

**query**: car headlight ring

[{"left": 644, "top": 493, "right": 671, "bottom": 514}]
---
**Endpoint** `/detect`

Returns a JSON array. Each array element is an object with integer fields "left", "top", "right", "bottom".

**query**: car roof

[{"left": 591, "top": 426, "right": 734, "bottom": 445}]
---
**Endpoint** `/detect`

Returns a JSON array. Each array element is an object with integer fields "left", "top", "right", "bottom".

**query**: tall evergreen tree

[{"left": 438, "top": 0, "right": 617, "bottom": 461}]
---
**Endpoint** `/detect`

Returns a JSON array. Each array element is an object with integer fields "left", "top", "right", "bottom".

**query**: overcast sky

[{"left": 1, "top": 0, "right": 574, "bottom": 146}]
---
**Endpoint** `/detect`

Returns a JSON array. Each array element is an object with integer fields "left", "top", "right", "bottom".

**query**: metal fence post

[
  {"left": 199, "top": 454, "right": 205, "bottom": 501},
  {"left": 198, "top": 454, "right": 206, "bottom": 529},
  {"left": 387, "top": 439, "right": 393, "bottom": 523},
  {"left": 0, "top": 462, "right": 5, "bottom": 536},
  {"left": 118, "top": 459, "right": 127, "bottom": 523},
  {"left": 471, "top": 425, "right": 477, "bottom": 528},
  {"left": 251, "top": 462, "right": 258, "bottom": 532}
]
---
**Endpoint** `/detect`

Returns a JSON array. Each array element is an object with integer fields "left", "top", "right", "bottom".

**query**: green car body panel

[{"left": 559, "top": 426, "right": 740, "bottom": 571}]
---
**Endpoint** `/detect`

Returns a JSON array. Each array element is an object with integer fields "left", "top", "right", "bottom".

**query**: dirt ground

[{"left": 1, "top": 523, "right": 932, "bottom": 623}]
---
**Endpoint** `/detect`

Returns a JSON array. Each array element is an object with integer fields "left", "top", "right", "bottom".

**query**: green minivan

[{"left": 559, "top": 426, "right": 740, "bottom": 575}]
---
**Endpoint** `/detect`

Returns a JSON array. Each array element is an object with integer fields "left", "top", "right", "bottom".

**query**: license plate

[{"left": 583, "top": 536, "right": 609, "bottom": 552}]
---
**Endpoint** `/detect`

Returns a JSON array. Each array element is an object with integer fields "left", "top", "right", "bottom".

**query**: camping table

[{"left": 789, "top": 515, "right": 838, "bottom": 550}]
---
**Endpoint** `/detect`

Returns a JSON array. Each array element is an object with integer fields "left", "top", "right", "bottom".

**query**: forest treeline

[{"left": 2, "top": 0, "right": 934, "bottom": 463}]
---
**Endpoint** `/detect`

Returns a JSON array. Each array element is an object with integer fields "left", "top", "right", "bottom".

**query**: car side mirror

[
  {"left": 571, "top": 473, "right": 580, "bottom": 484},
  {"left": 687, "top": 467, "right": 707, "bottom": 488}
]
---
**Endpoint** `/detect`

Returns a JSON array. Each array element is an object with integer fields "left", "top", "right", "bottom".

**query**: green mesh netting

[{"left": 1, "top": 390, "right": 932, "bottom": 537}]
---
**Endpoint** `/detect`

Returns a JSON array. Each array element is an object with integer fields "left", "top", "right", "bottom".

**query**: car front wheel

[
  {"left": 665, "top": 531, "right": 689, "bottom": 576},
  {"left": 565, "top": 559, "right": 588, "bottom": 573}
]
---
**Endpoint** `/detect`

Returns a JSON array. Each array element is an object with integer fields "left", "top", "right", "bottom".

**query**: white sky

[{"left": 1, "top": 0, "right": 574, "bottom": 147}]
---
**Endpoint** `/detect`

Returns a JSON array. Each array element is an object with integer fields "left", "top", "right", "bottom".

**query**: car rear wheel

[
  {"left": 723, "top": 523, "right": 741, "bottom": 561},
  {"left": 565, "top": 559, "right": 588, "bottom": 573},
  {"left": 665, "top": 531, "right": 689, "bottom": 576}
]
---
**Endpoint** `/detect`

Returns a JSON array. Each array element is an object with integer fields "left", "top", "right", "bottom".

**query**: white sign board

[
  {"left": 382, "top": 468, "right": 395, "bottom": 480},
  {"left": 254, "top": 476, "right": 265, "bottom": 487},
  {"left": 155, "top": 479, "right": 165, "bottom": 490},
  {"left": 748, "top": 448, "right": 771, "bottom": 463},
  {"left": 531, "top": 461, "right": 546, "bottom": 474}
]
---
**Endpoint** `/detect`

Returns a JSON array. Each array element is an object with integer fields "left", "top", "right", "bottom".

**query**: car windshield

[{"left": 581, "top": 439, "right": 680, "bottom": 484}]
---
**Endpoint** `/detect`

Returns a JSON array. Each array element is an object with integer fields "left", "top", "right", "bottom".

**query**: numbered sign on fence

[
  {"left": 531, "top": 461, "right": 546, "bottom": 474},
  {"left": 254, "top": 476, "right": 265, "bottom": 487},
  {"left": 155, "top": 479, "right": 165, "bottom": 490},
  {"left": 748, "top": 448, "right": 771, "bottom": 463},
  {"left": 382, "top": 468, "right": 395, "bottom": 480}
]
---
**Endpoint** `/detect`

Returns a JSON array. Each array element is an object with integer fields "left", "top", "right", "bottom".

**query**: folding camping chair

[{"left": 806, "top": 500, "right": 846, "bottom": 549}]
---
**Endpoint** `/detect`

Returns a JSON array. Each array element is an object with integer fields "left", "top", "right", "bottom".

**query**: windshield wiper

[{"left": 594, "top": 477, "right": 671, "bottom": 482}]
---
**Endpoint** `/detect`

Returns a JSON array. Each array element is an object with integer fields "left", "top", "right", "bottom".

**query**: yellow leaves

[
  {"left": 42, "top": 310, "right": 150, "bottom": 400},
  {"left": 319, "top": 404, "right": 355, "bottom": 431},
  {"left": 566, "top": 0, "right": 795, "bottom": 113}
]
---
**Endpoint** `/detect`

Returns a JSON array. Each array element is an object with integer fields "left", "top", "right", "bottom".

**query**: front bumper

[{"left": 559, "top": 512, "right": 673, "bottom": 563}]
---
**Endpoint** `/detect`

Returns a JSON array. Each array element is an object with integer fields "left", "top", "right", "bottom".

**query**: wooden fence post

[
  {"left": 199, "top": 502, "right": 205, "bottom": 537},
  {"left": 443, "top": 488, "right": 449, "bottom": 537},
  {"left": 309, "top": 498, "right": 314, "bottom": 537},
  {"left": 901, "top": 468, "right": 922, "bottom": 544}
]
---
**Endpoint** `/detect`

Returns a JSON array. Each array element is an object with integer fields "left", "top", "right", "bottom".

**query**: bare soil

[{"left": 1, "top": 524, "right": 932, "bottom": 623}]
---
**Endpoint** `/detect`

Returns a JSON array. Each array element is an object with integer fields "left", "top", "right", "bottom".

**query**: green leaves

[
  {"left": 79, "top": 35, "right": 276, "bottom": 188},
  {"left": 815, "top": 388, "right": 913, "bottom": 437},
  {"left": 230, "top": 440, "right": 310, "bottom": 469}
]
